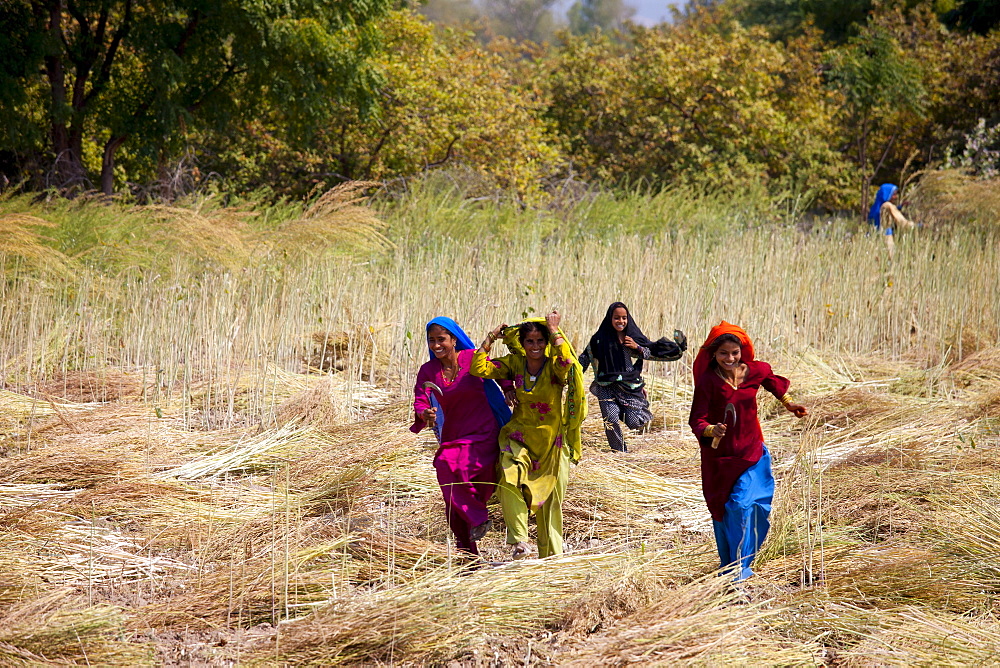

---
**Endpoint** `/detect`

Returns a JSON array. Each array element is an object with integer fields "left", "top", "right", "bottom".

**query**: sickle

[
  {"left": 422, "top": 381, "right": 444, "bottom": 445},
  {"left": 710, "top": 403, "right": 737, "bottom": 450},
  {"left": 725, "top": 402, "right": 737, "bottom": 427},
  {"left": 423, "top": 380, "right": 444, "bottom": 398}
]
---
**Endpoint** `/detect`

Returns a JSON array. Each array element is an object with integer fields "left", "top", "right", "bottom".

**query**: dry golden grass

[
  {"left": 0, "top": 193, "right": 998, "bottom": 664},
  {"left": 909, "top": 168, "right": 1000, "bottom": 232},
  {"left": 261, "top": 181, "right": 392, "bottom": 259},
  {"left": 0, "top": 213, "right": 74, "bottom": 277},
  {"left": 562, "top": 575, "right": 823, "bottom": 666},
  {"left": 0, "top": 352, "right": 1000, "bottom": 665},
  {"left": 2, "top": 349, "right": 994, "bottom": 664},
  {"left": 0, "top": 592, "right": 154, "bottom": 665}
]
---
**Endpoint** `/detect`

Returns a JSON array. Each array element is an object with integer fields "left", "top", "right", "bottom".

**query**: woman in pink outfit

[{"left": 411, "top": 316, "right": 512, "bottom": 555}]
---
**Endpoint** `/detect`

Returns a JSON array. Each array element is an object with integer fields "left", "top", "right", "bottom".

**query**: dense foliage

[
  {"left": 544, "top": 16, "right": 853, "bottom": 204},
  {"left": 200, "top": 11, "right": 561, "bottom": 198},
  {"left": 0, "top": 0, "right": 998, "bottom": 210},
  {"left": 0, "top": 0, "right": 393, "bottom": 195}
]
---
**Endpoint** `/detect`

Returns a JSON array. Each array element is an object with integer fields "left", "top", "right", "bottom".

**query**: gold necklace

[
  {"left": 440, "top": 361, "right": 460, "bottom": 384},
  {"left": 715, "top": 366, "right": 742, "bottom": 390}
]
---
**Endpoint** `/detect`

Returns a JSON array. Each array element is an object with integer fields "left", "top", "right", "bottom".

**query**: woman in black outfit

[{"left": 579, "top": 302, "right": 686, "bottom": 452}]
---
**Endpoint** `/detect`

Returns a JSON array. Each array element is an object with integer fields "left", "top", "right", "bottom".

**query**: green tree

[
  {"left": 721, "top": 0, "right": 963, "bottom": 44},
  {"left": 201, "top": 10, "right": 563, "bottom": 198},
  {"left": 862, "top": 5, "right": 1000, "bottom": 184},
  {"left": 544, "top": 16, "right": 853, "bottom": 205},
  {"left": 0, "top": 0, "right": 391, "bottom": 195},
  {"left": 724, "top": 0, "right": 873, "bottom": 43},
  {"left": 0, "top": 2, "right": 46, "bottom": 166},
  {"left": 945, "top": 0, "right": 1000, "bottom": 34},
  {"left": 827, "top": 25, "right": 926, "bottom": 211}
]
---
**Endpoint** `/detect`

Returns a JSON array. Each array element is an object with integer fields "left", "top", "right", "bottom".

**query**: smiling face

[
  {"left": 611, "top": 307, "right": 628, "bottom": 332},
  {"left": 522, "top": 329, "right": 548, "bottom": 361},
  {"left": 714, "top": 340, "right": 742, "bottom": 371},
  {"left": 426, "top": 325, "right": 457, "bottom": 360}
]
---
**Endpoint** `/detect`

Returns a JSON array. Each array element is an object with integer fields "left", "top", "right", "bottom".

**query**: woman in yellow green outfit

[{"left": 470, "top": 310, "right": 586, "bottom": 559}]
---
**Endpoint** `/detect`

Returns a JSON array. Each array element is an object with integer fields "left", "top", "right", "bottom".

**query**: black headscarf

[
  {"left": 585, "top": 302, "right": 686, "bottom": 385},
  {"left": 586, "top": 302, "right": 651, "bottom": 384}
]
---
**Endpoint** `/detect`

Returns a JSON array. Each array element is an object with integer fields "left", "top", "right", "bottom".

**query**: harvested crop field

[
  {"left": 2, "top": 193, "right": 1000, "bottom": 666},
  {"left": 4, "top": 348, "right": 1000, "bottom": 665}
]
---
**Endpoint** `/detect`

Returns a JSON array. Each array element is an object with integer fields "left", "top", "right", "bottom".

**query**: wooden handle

[{"left": 710, "top": 435, "right": 721, "bottom": 449}]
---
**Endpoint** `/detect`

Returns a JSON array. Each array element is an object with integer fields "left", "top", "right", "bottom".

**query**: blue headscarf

[
  {"left": 868, "top": 184, "right": 898, "bottom": 229},
  {"left": 424, "top": 317, "right": 511, "bottom": 438}
]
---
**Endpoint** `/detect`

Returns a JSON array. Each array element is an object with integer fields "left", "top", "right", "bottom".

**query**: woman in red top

[{"left": 688, "top": 322, "right": 807, "bottom": 581}]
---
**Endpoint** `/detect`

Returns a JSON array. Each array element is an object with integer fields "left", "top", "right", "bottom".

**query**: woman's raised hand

[
  {"left": 545, "top": 310, "right": 561, "bottom": 332},
  {"left": 481, "top": 323, "right": 507, "bottom": 352},
  {"left": 420, "top": 407, "right": 437, "bottom": 423},
  {"left": 623, "top": 335, "right": 639, "bottom": 350}
]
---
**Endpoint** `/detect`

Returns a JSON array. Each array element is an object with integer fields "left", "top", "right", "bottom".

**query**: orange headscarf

[{"left": 692, "top": 321, "right": 755, "bottom": 383}]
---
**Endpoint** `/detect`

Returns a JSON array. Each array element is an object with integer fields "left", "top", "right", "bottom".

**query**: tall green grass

[{"left": 376, "top": 173, "right": 793, "bottom": 246}]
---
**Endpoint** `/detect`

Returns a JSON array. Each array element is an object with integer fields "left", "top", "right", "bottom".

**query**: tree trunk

[
  {"left": 101, "top": 135, "right": 126, "bottom": 195},
  {"left": 45, "top": 0, "right": 87, "bottom": 190}
]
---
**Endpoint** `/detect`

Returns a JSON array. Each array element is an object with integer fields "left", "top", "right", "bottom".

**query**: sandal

[
  {"left": 511, "top": 542, "right": 531, "bottom": 560},
  {"left": 469, "top": 519, "right": 492, "bottom": 542}
]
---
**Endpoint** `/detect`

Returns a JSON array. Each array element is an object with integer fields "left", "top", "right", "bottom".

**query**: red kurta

[{"left": 689, "top": 360, "right": 789, "bottom": 521}]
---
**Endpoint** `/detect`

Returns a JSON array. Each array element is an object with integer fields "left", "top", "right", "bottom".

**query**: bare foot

[{"left": 511, "top": 542, "right": 530, "bottom": 560}]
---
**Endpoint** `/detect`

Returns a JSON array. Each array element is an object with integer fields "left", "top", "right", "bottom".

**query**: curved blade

[
  {"left": 710, "top": 403, "right": 737, "bottom": 450},
  {"left": 423, "top": 380, "right": 444, "bottom": 397},
  {"left": 422, "top": 381, "right": 444, "bottom": 444}
]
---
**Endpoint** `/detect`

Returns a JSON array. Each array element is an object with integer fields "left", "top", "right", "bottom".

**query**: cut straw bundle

[
  {"left": 0, "top": 483, "right": 80, "bottom": 509},
  {"left": 0, "top": 389, "right": 100, "bottom": 420},
  {"left": 564, "top": 578, "right": 822, "bottom": 666},
  {"left": 795, "top": 402, "right": 969, "bottom": 471},
  {"left": 0, "top": 600, "right": 153, "bottom": 666},
  {"left": 771, "top": 597, "right": 1000, "bottom": 666},
  {"left": 157, "top": 422, "right": 328, "bottom": 480},
  {"left": 0, "top": 441, "right": 148, "bottom": 487},
  {"left": 8, "top": 511, "right": 195, "bottom": 586},
  {"left": 567, "top": 453, "right": 709, "bottom": 534},
  {"left": 265, "top": 550, "right": 665, "bottom": 665}
]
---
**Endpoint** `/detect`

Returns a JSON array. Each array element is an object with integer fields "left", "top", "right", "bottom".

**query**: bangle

[
  {"left": 703, "top": 426, "right": 716, "bottom": 438},
  {"left": 779, "top": 394, "right": 794, "bottom": 407}
]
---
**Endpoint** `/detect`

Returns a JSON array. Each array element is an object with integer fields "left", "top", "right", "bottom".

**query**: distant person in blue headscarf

[{"left": 867, "top": 184, "right": 916, "bottom": 258}]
